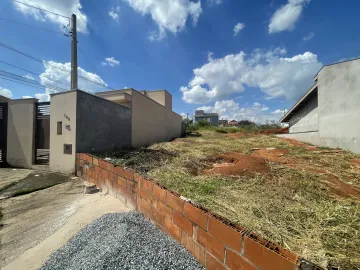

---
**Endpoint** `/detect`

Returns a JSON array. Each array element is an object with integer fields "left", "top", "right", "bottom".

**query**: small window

[
  {"left": 207, "top": 118, "right": 212, "bottom": 122},
  {"left": 57, "top": 121, "right": 62, "bottom": 135}
]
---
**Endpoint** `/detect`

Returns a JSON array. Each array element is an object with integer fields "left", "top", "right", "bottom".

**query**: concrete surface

[
  {"left": 0, "top": 176, "right": 129, "bottom": 270},
  {"left": 318, "top": 59, "right": 360, "bottom": 153},
  {"left": 6, "top": 99, "right": 37, "bottom": 168},
  {"left": 49, "top": 91, "right": 77, "bottom": 174},
  {"left": 0, "top": 168, "right": 31, "bottom": 191},
  {"left": 289, "top": 91, "right": 319, "bottom": 133},
  {"left": 76, "top": 90, "right": 132, "bottom": 153},
  {"left": 0, "top": 171, "right": 69, "bottom": 198}
]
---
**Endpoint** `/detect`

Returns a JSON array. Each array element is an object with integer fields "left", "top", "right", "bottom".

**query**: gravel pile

[{"left": 40, "top": 212, "right": 204, "bottom": 270}]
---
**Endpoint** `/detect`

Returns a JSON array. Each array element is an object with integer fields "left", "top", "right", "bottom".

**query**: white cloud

[
  {"left": 13, "top": 0, "right": 88, "bottom": 33},
  {"left": 0, "top": 87, "right": 12, "bottom": 98},
  {"left": 23, "top": 74, "right": 35, "bottom": 80},
  {"left": 269, "top": 0, "right": 310, "bottom": 34},
  {"left": 303, "top": 32, "right": 315, "bottom": 41},
  {"left": 35, "top": 61, "right": 107, "bottom": 101},
  {"left": 208, "top": 0, "right": 222, "bottom": 5},
  {"left": 109, "top": 6, "right": 120, "bottom": 22},
  {"left": 102, "top": 57, "right": 120, "bottom": 67},
  {"left": 180, "top": 47, "right": 322, "bottom": 104},
  {"left": 197, "top": 99, "right": 287, "bottom": 123},
  {"left": 124, "top": 0, "right": 202, "bottom": 40},
  {"left": 233, "top": 22, "right": 245, "bottom": 36},
  {"left": 22, "top": 95, "right": 33, "bottom": 98}
]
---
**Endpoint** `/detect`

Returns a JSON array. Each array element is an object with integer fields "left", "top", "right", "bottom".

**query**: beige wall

[
  {"left": 49, "top": 91, "right": 77, "bottom": 174},
  {"left": 145, "top": 90, "right": 172, "bottom": 111},
  {"left": 0, "top": 95, "right": 10, "bottom": 103},
  {"left": 6, "top": 99, "right": 37, "bottom": 168},
  {"left": 131, "top": 90, "right": 181, "bottom": 147}
]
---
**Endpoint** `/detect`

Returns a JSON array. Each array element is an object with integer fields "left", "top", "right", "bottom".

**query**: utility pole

[{"left": 71, "top": 14, "right": 78, "bottom": 90}]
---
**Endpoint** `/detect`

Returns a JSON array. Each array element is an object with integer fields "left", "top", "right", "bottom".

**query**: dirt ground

[
  {"left": 105, "top": 130, "right": 360, "bottom": 269},
  {"left": 0, "top": 169, "right": 129, "bottom": 270}
]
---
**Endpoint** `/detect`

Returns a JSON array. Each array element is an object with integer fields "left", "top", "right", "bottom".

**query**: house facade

[
  {"left": 0, "top": 89, "right": 182, "bottom": 173},
  {"left": 279, "top": 58, "right": 360, "bottom": 154},
  {"left": 194, "top": 110, "right": 219, "bottom": 126}
]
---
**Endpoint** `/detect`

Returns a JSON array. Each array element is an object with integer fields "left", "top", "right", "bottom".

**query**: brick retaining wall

[{"left": 77, "top": 153, "right": 311, "bottom": 270}]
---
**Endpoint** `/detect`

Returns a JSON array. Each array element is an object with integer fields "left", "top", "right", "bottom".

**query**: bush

[{"left": 197, "top": 119, "right": 210, "bottom": 127}]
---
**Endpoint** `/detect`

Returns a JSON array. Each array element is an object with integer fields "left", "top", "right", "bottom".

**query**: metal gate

[
  {"left": 35, "top": 102, "right": 50, "bottom": 164},
  {"left": 0, "top": 103, "right": 8, "bottom": 166}
]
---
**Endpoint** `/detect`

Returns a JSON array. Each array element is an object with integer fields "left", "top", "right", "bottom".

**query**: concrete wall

[
  {"left": 289, "top": 93, "right": 318, "bottom": 133},
  {"left": 317, "top": 60, "right": 360, "bottom": 153},
  {"left": 131, "top": 90, "right": 181, "bottom": 147},
  {"left": 49, "top": 91, "right": 77, "bottom": 174},
  {"left": 281, "top": 59, "right": 360, "bottom": 153},
  {"left": 76, "top": 90, "right": 132, "bottom": 153},
  {"left": 6, "top": 99, "right": 37, "bottom": 168},
  {"left": 145, "top": 90, "right": 172, "bottom": 111}
]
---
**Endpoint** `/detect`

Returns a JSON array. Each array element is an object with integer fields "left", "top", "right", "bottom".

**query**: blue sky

[{"left": 0, "top": 0, "right": 359, "bottom": 122}]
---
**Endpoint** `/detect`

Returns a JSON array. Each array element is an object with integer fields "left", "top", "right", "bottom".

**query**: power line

[
  {"left": 0, "top": 60, "right": 70, "bottom": 88},
  {"left": 0, "top": 69, "right": 68, "bottom": 92},
  {"left": 12, "top": 0, "right": 70, "bottom": 19},
  {"left": 0, "top": 17, "right": 64, "bottom": 34},
  {"left": 0, "top": 41, "right": 110, "bottom": 89},
  {"left": 0, "top": 76, "right": 49, "bottom": 91}
]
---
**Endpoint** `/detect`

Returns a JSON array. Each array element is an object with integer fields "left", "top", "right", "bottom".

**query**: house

[
  {"left": 1, "top": 89, "right": 182, "bottom": 173},
  {"left": 219, "top": 119, "right": 228, "bottom": 126},
  {"left": 279, "top": 58, "right": 360, "bottom": 154},
  {"left": 229, "top": 120, "right": 238, "bottom": 126},
  {"left": 194, "top": 110, "right": 219, "bottom": 126}
]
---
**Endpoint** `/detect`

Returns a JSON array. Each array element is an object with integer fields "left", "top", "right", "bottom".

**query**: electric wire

[
  {"left": 0, "top": 41, "right": 110, "bottom": 89},
  {"left": 12, "top": 0, "right": 70, "bottom": 19},
  {"left": 0, "top": 17, "right": 64, "bottom": 34},
  {"left": 0, "top": 60, "right": 70, "bottom": 88}
]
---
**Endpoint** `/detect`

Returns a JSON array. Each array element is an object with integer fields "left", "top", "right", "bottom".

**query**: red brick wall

[{"left": 77, "top": 153, "right": 302, "bottom": 270}]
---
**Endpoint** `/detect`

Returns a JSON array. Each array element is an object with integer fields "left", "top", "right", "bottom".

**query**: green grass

[{"left": 98, "top": 130, "right": 360, "bottom": 269}]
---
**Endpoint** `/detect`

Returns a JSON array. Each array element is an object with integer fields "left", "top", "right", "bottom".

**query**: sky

[{"left": 0, "top": 0, "right": 359, "bottom": 123}]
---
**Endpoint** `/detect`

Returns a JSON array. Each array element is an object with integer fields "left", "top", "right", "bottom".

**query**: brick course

[{"left": 76, "top": 153, "right": 304, "bottom": 270}]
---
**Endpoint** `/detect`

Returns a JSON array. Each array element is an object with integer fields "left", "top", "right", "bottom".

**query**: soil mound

[{"left": 204, "top": 153, "right": 269, "bottom": 176}]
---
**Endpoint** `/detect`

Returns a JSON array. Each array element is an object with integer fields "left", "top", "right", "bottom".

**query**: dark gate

[
  {"left": 35, "top": 102, "right": 50, "bottom": 164},
  {"left": 0, "top": 103, "right": 8, "bottom": 166}
]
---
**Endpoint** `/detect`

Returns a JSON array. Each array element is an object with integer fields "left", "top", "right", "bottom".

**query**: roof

[
  {"left": 313, "top": 57, "right": 360, "bottom": 79},
  {"left": 194, "top": 113, "right": 219, "bottom": 117},
  {"left": 280, "top": 83, "right": 318, "bottom": 123}
]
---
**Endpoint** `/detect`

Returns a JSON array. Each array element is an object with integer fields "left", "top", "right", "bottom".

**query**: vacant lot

[{"left": 102, "top": 130, "right": 360, "bottom": 270}]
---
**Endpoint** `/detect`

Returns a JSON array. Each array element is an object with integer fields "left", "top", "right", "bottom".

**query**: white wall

[
  {"left": 317, "top": 60, "right": 360, "bottom": 153},
  {"left": 6, "top": 99, "right": 37, "bottom": 168},
  {"left": 49, "top": 91, "right": 77, "bottom": 174}
]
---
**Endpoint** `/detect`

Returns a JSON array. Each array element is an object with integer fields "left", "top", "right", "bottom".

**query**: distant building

[
  {"left": 194, "top": 110, "right": 219, "bottom": 126},
  {"left": 229, "top": 120, "right": 238, "bottom": 126},
  {"left": 219, "top": 120, "right": 228, "bottom": 126},
  {"left": 279, "top": 58, "right": 360, "bottom": 154}
]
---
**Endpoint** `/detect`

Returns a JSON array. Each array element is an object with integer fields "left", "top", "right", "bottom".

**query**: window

[
  {"left": 57, "top": 121, "right": 62, "bottom": 135},
  {"left": 207, "top": 118, "right": 212, "bottom": 122}
]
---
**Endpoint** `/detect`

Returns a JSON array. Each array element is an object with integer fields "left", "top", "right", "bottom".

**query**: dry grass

[{"left": 104, "top": 131, "right": 360, "bottom": 270}]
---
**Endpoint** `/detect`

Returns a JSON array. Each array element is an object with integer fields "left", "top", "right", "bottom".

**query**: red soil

[
  {"left": 325, "top": 174, "right": 360, "bottom": 199},
  {"left": 204, "top": 153, "right": 269, "bottom": 176},
  {"left": 251, "top": 149, "right": 290, "bottom": 163},
  {"left": 259, "top": 127, "right": 289, "bottom": 134}
]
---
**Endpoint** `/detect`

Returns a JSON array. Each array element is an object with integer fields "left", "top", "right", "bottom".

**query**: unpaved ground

[
  {"left": 0, "top": 174, "right": 129, "bottom": 270},
  {"left": 0, "top": 168, "right": 31, "bottom": 191}
]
